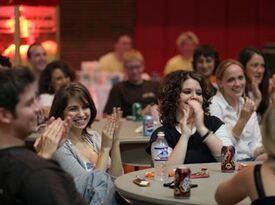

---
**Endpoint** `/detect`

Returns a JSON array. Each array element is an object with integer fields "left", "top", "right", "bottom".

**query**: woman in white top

[{"left": 209, "top": 59, "right": 265, "bottom": 161}]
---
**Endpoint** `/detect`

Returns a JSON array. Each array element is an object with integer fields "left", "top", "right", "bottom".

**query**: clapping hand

[
  {"left": 113, "top": 107, "right": 123, "bottom": 143},
  {"left": 101, "top": 107, "right": 123, "bottom": 149},
  {"left": 251, "top": 77, "right": 262, "bottom": 108},
  {"left": 179, "top": 106, "right": 192, "bottom": 139},
  {"left": 187, "top": 99, "right": 205, "bottom": 131},
  {"left": 101, "top": 115, "right": 115, "bottom": 149},
  {"left": 239, "top": 97, "right": 255, "bottom": 121},
  {"left": 34, "top": 117, "right": 71, "bottom": 159}
]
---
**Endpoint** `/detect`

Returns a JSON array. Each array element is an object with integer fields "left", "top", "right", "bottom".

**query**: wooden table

[
  {"left": 91, "top": 118, "right": 152, "bottom": 167},
  {"left": 115, "top": 162, "right": 251, "bottom": 205}
]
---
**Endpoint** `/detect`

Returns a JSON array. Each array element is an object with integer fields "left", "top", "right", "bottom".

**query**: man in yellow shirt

[
  {"left": 164, "top": 31, "right": 199, "bottom": 75},
  {"left": 99, "top": 34, "right": 133, "bottom": 73}
]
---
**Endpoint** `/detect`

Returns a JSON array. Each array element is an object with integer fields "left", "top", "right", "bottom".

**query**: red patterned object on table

[
  {"left": 174, "top": 166, "right": 191, "bottom": 198},
  {"left": 221, "top": 145, "right": 236, "bottom": 173}
]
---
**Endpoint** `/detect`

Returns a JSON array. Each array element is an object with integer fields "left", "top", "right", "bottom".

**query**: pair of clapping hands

[
  {"left": 101, "top": 107, "right": 123, "bottom": 149},
  {"left": 179, "top": 97, "right": 256, "bottom": 136},
  {"left": 34, "top": 113, "right": 71, "bottom": 159},
  {"left": 238, "top": 97, "right": 256, "bottom": 123},
  {"left": 178, "top": 99, "right": 206, "bottom": 138}
]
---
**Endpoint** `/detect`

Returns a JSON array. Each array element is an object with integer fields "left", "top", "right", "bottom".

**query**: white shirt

[
  {"left": 209, "top": 91, "right": 262, "bottom": 161},
  {"left": 39, "top": 93, "right": 54, "bottom": 107}
]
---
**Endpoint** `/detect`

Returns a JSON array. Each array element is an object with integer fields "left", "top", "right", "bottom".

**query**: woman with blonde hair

[{"left": 164, "top": 31, "right": 199, "bottom": 75}]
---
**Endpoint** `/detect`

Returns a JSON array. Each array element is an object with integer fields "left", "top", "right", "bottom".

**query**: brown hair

[
  {"left": 122, "top": 49, "right": 144, "bottom": 64},
  {"left": 49, "top": 82, "right": 97, "bottom": 134},
  {"left": 177, "top": 31, "right": 199, "bottom": 47},
  {"left": 216, "top": 59, "right": 245, "bottom": 82},
  {"left": 27, "top": 42, "right": 43, "bottom": 59},
  {"left": 159, "top": 71, "right": 212, "bottom": 128},
  {"left": 261, "top": 104, "right": 275, "bottom": 172}
]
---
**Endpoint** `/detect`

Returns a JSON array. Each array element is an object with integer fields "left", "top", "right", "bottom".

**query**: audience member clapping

[
  {"left": 146, "top": 71, "right": 232, "bottom": 164},
  {"left": 238, "top": 47, "right": 270, "bottom": 118},
  {"left": 209, "top": 59, "right": 265, "bottom": 161}
]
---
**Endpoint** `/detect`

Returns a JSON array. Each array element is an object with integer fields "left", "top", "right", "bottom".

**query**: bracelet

[{"left": 201, "top": 130, "right": 212, "bottom": 142}]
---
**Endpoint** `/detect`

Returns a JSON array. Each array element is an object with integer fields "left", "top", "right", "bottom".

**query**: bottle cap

[{"left": 157, "top": 131, "right": 165, "bottom": 137}]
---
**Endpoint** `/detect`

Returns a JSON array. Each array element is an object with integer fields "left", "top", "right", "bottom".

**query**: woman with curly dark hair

[
  {"left": 146, "top": 71, "right": 232, "bottom": 164},
  {"left": 38, "top": 60, "right": 75, "bottom": 107}
]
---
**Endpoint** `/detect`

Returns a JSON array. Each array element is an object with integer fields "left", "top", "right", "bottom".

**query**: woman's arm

[
  {"left": 168, "top": 134, "right": 189, "bottom": 165},
  {"left": 232, "top": 98, "right": 255, "bottom": 141},
  {"left": 168, "top": 106, "right": 191, "bottom": 164},
  {"left": 95, "top": 116, "right": 114, "bottom": 172},
  {"left": 249, "top": 113, "right": 265, "bottom": 158},
  {"left": 203, "top": 132, "right": 223, "bottom": 157},
  {"left": 250, "top": 77, "right": 262, "bottom": 109},
  {"left": 109, "top": 108, "right": 124, "bottom": 177},
  {"left": 190, "top": 100, "right": 223, "bottom": 156},
  {"left": 215, "top": 166, "right": 251, "bottom": 205}
]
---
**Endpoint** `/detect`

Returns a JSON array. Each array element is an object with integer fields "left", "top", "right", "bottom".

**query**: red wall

[
  {"left": 135, "top": 0, "right": 275, "bottom": 76},
  {"left": 0, "top": 0, "right": 59, "bottom": 5},
  {"left": 59, "top": 0, "right": 134, "bottom": 70}
]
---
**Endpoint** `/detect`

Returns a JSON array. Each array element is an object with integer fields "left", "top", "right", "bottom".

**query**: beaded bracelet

[{"left": 201, "top": 130, "right": 213, "bottom": 142}]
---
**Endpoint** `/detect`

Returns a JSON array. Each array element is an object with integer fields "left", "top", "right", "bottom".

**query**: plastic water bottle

[{"left": 151, "top": 131, "right": 168, "bottom": 182}]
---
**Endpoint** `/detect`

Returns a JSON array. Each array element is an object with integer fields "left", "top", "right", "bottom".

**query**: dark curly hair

[
  {"left": 192, "top": 44, "right": 220, "bottom": 75},
  {"left": 39, "top": 60, "right": 75, "bottom": 94},
  {"left": 159, "top": 71, "right": 212, "bottom": 128}
]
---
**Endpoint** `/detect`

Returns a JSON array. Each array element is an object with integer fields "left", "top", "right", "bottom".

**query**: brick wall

[{"left": 59, "top": 0, "right": 134, "bottom": 70}]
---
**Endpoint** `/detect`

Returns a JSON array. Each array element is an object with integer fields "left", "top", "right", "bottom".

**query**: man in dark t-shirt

[
  {"left": 0, "top": 68, "right": 86, "bottom": 205},
  {"left": 104, "top": 49, "right": 159, "bottom": 117}
]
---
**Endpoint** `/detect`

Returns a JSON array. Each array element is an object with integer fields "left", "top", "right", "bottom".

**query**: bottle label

[{"left": 153, "top": 146, "right": 168, "bottom": 161}]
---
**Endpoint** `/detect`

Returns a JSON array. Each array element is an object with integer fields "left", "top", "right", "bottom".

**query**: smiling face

[
  {"left": 178, "top": 78, "right": 203, "bottom": 114},
  {"left": 28, "top": 45, "right": 47, "bottom": 74},
  {"left": 12, "top": 83, "right": 40, "bottom": 139},
  {"left": 51, "top": 68, "right": 70, "bottom": 93},
  {"left": 63, "top": 97, "right": 91, "bottom": 131},
  {"left": 195, "top": 55, "right": 215, "bottom": 78},
  {"left": 245, "top": 53, "right": 265, "bottom": 85},
  {"left": 218, "top": 64, "right": 246, "bottom": 103}
]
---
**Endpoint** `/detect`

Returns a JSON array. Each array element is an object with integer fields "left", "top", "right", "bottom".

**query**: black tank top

[{"left": 251, "top": 164, "right": 275, "bottom": 205}]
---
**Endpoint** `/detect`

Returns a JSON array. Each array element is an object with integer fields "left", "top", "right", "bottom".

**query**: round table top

[{"left": 115, "top": 162, "right": 251, "bottom": 205}]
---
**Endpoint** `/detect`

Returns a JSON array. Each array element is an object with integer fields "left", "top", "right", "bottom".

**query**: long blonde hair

[{"left": 261, "top": 104, "right": 275, "bottom": 172}]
